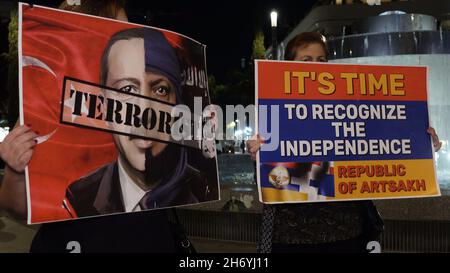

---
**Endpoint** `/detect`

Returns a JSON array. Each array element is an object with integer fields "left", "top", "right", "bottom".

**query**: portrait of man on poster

[{"left": 64, "top": 28, "right": 216, "bottom": 218}]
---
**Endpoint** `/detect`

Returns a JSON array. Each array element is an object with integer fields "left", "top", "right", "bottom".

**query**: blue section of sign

[
  {"left": 310, "top": 174, "right": 335, "bottom": 197},
  {"left": 259, "top": 99, "right": 432, "bottom": 162}
]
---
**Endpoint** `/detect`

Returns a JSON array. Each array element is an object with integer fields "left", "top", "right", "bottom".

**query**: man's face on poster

[{"left": 105, "top": 38, "right": 177, "bottom": 171}]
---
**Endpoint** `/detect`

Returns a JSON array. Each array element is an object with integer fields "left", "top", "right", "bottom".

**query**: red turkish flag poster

[{"left": 19, "top": 3, "right": 219, "bottom": 224}]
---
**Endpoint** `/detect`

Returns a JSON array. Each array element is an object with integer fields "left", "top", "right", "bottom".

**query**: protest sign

[
  {"left": 255, "top": 60, "right": 440, "bottom": 204},
  {"left": 19, "top": 3, "right": 219, "bottom": 224}
]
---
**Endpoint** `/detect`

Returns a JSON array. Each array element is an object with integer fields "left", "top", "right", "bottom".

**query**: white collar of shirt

[{"left": 118, "top": 157, "right": 147, "bottom": 212}]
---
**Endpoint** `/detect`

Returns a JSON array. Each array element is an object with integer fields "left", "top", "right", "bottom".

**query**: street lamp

[{"left": 270, "top": 10, "right": 278, "bottom": 60}]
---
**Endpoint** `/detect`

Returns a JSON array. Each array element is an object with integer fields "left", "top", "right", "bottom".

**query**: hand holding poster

[
  {"left": 255, "top": 60, "right": 440, "bottom": 204},
  {"left": 19, "top": 3, "right": 219, "bottom": 224}
]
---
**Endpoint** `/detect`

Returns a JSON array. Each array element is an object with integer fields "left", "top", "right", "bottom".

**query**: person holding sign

[
  {"left": 248, "top": 32, "right": 442, "bottom": 253},
  {"left": 0, "top": 0, "right": 191, "bottom": 253}
]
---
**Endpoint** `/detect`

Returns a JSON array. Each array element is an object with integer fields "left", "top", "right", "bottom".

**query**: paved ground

[
  {"left": 0, "top": 214, "right": 256, "bottom": 253},
  {"left": 0, "top": 215, "right": 38, "bottom": 253}
]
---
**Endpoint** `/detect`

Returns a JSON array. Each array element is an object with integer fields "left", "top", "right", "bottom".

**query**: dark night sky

[
  {"left": 6, "top": 0, "right": 317, "bottom": 81},
  {"left": 126, "top": 0, "right": 317, "bottom": 82}
]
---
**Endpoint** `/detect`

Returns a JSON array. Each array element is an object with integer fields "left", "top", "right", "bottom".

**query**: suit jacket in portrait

[{"left": 64, "top": 161, "right": 211, "bottom": 218}]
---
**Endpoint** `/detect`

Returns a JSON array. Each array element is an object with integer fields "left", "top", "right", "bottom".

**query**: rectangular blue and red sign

[{"left": 255, "top": 60, "right": 439, "bottom": 203}]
